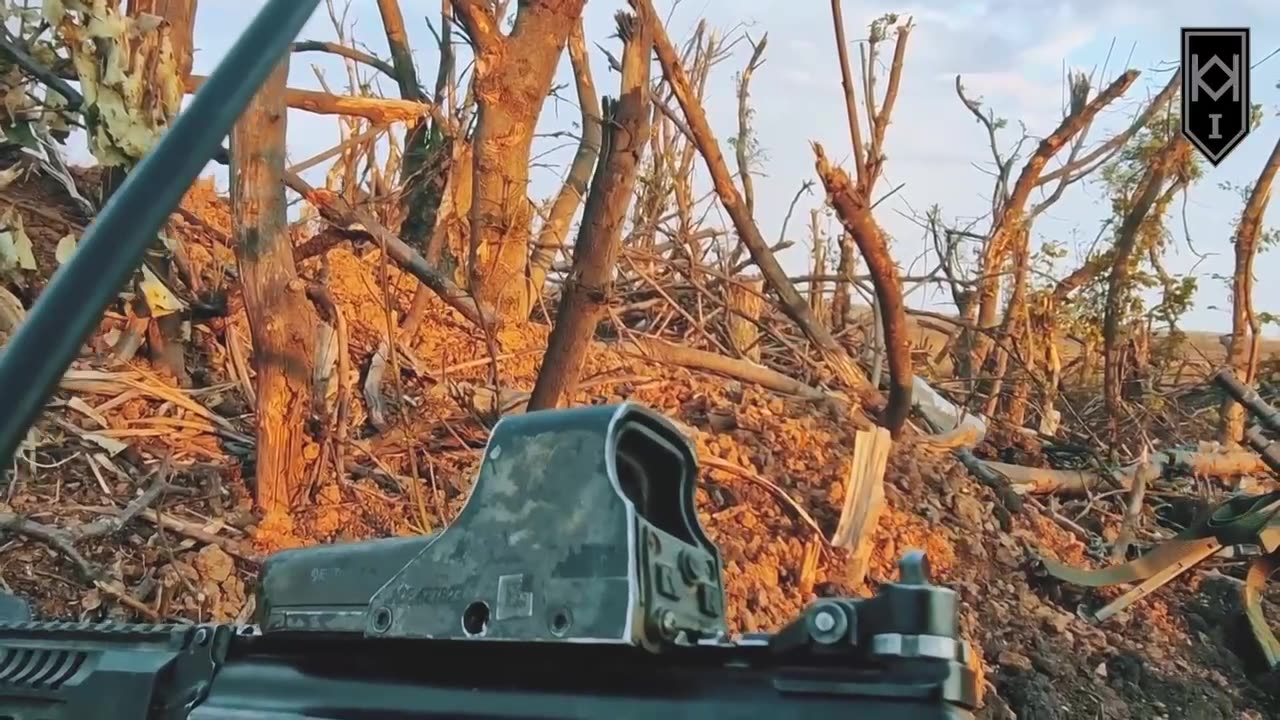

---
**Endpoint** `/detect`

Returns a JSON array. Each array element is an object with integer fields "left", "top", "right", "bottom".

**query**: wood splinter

[{"left": 830, "top": 427, "right": 892, "bottom": 587}]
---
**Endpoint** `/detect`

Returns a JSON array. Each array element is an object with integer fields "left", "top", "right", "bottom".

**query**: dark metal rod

[
  {"left": 1243, "top": 426, "right": 1280, "bottom": 474},
  {"left": 0, "top": 0, "right": 322, "bottom": 469},
  {"left": 1214, "top": 368, "right": 1280, "bottom": 435}
]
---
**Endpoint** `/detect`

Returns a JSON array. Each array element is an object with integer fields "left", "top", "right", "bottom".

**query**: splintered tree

[
  {"left": 230, "top": 53, "right": 315, "bottom": 515},
  {"left": 931, "top": 65, "right": 1183, "bottom": 428},
  {"left": 815, "top": 5, "right": 913, "bottom": 437},
  {"left": 528, "top": 9, "right": 652, "bottom": 410},
  {"left": 125, "top": 0, "right": 196, "bottom": 382},
  {"left": 124, "top": 0, "right": 195, "bottom": 74},
  {"left": 956, "top": 68, "right": 1142, "bottom": 398},
  {"left": 990, "top": 71, "right": 1182, "bottom": 427},
  {"left": 1219, "top": 134, "right": 1280, "bottom": 444},
  {"left": 452, "top": 0, "right": 587, "bottom": 321},
  {"left": 49, "top": 0, "right": 196, "bottom": 382}
]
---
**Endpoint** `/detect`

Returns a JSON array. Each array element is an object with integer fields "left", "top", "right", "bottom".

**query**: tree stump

[{"left": 832, "top": 427, "right": 892, "bottom": 588}]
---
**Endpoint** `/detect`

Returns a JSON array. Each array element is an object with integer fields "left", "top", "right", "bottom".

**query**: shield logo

[{"left": 1181, "top": 28, "right": 1251, "bottom": 166}]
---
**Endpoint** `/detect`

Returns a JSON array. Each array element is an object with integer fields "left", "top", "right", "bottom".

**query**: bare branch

[
  {"left": 528, "top": 18, "right": 602, "bottom": 296},
  {"left": 635, "top": 0, "right": 873, "bottom": 398},
  {"left": 829, "top": 0, "right": 867, "bottom": 185},
  {"left": 862, "top": 19, "right": 910, "bottom": 194},
  {"left": 967, "top": 69, "right": 1141, "bottom": 378},
  {"left": 376, "top": 0, "right": 426, "bottom": 100},
  {"left": 735, "top": 34, "right": 767, "bottom": 217},
  {"left": 955, "top": 76, "right": 1015, "bottom": 216},
  {"left": 292, "top": 40, "right": 397, "bottom": 79},
  {"left": 1003, "top": 70, "right": 1139, "bottom": 229},
  {"left": 1038, "top": 69, "right": 1182, "bottom": 187}
]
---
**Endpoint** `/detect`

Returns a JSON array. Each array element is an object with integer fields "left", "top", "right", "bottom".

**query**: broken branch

[
  {"left": 284, "top": 169, "right": 494, "bottom": 328},
  {"left": 186, "top": 75, "right": 430, "bottom": 124},
  {"left": 986, "top": 447, "right": 1268, "bottom": 496}
]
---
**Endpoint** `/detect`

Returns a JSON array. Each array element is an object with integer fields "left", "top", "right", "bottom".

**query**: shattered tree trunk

[
  {"left": 231, "top": 55, "right": 315, "bottom": 513},
  {"left": 726, "top": 276, "right": 765, "bottom": 362},
  {"left": 816, "top": 146, "right": 913, "bottom": 437},
  {"left": 831, "top": 427, "right": 891, "bottom": 587},
  {"left": 127, "top": 0, "right": 195, "bottom": 74},
  {"left": 124, "top": 0, "right": 197, "bottom": 383},
  {"left": 1220, "top": 135, "right": 1280, "bottom": 444},
  {"left": 1018, "top": 253, "right": 1111, "bottom": 432},
  {"left": 966, "top": 71, "right": 1140, "bottom": 382},
  {"left": 528, "top": 11, "right": 652, "bottom": 411},
  {"left": 454, "top": 0, "right": 587, "bottom": 321}
]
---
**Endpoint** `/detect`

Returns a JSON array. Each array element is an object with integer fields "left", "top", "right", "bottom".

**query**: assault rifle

[{"left": 0, "top": 0, "right": 980, "bottom": 717}]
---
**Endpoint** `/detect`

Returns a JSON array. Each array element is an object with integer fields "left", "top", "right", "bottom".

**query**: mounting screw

[
  {"left": 807, "top": 601, "right": 851, "bottom": 645},
  {"left": 655, "top": 609, "right": 679, "bottom": 639},
  {"left": 372, "top": 606, "right": 393, "bottom": 633},
  {"left": 814, "top": 610, "right": 836, "bottom": 633}
]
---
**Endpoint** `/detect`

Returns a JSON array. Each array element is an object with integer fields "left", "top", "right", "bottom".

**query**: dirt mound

[{"left": 0, "top": 173, "right": 1277, "bottom": 718}]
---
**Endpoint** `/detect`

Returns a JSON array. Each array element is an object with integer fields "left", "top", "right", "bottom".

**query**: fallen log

[
  {"left": 617, "top": 336, "right": 833, "bottom": 404},
  {"left": 616, "top": 340, "right": 982, "bottom": 445},
  {"left": 985, "top": 446, "right": 1270, "bottom": 495}
]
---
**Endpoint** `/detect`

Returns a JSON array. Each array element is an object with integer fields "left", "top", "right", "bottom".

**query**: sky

[{"left": 151, "top": 0, "right": 1280, "bottom": 335}]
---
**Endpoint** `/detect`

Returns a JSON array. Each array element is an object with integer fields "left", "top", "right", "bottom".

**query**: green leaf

[{"left": 0, "top": 120, "right": 39, "bottom": 151}]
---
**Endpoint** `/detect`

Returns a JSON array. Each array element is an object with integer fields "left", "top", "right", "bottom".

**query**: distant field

[{"left": 842, "top": 306, "right": 1280, "bottom": 382}]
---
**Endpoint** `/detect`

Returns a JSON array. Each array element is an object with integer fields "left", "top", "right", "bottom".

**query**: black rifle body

[{"left": 0, "top": 622, "right": 974, "bottom": 720}]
